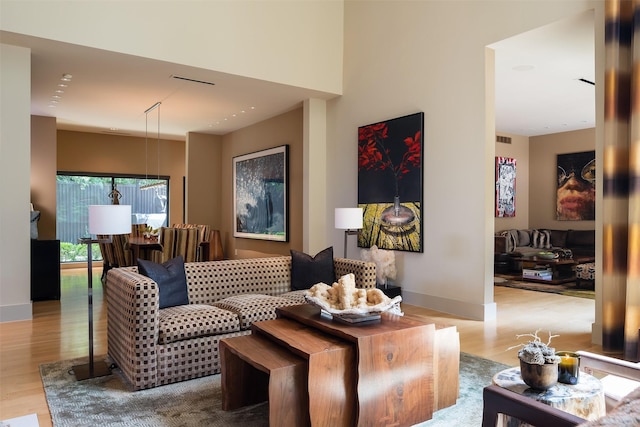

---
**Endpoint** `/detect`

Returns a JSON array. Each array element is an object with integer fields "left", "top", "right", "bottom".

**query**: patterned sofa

[{"left": 106, "top": 256, "right": 376, "bottom": 390}]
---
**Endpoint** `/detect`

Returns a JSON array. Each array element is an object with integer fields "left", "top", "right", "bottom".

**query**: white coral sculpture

[
  {"left": 305, "top": 273, "right": 402, "bottom": 315},
  {"left": 507, "top": 329, "right": 561, "bottom": 365},
  {"left": 361, "top": 245, "right": 397, "bottom": 285}
]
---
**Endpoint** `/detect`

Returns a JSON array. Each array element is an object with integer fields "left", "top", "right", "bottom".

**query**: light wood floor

[{"left": 0, "top": 268, "right": 605, "bottom": 426}]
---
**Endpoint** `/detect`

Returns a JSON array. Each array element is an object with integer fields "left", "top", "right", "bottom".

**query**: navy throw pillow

[
  {"left": 137, "top": 256, "right": 189, "bottom": 309},
  {"left": 290, "top": 247, "right": 335, "bottom": 291}
]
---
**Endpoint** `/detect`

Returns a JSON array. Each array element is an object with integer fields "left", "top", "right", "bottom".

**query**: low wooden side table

[
  {"left": 277, "top": 304, "right": 440, "bottom": 426},
  {"left": 492, "top": 366, "right": 605, "bottom": 426}
]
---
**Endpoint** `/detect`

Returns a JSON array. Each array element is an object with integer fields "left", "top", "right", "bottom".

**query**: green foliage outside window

[{"left": 60, "top": 242, "right": 101, "bottom": 262}]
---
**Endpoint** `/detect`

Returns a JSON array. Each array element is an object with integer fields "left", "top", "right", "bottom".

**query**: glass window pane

[
  {"left": 56, "top": 174, "right": 169, "bottom": 263},
  {"left": 56, "top": 175, "right": 112, "bottom": 262},
  {"left": 115, "top": 177, "right": 168, "bottom": 230}
]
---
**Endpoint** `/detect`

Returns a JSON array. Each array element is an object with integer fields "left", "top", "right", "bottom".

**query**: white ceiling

[
  {"left": 492, "top": 10, "right": 595, "bottom": 137},
  {"left": 1, "top": 11, "right": 594, "bottom": 141}
]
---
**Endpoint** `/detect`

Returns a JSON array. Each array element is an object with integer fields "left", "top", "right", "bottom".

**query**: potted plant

[{"left": 509, "top": 329, "right": 561, "bottom": 390}]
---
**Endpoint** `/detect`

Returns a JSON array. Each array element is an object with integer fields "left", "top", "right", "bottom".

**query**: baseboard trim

[
  {"left": 402, "top": 289, "right": 496, "bottom": 321},
  {"left": 0, "top": 302, "right": 32, "bottom": 322}
]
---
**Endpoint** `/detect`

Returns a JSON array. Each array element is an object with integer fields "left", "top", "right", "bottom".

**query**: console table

[{"left": 30, "top": 239, "right": 60, "bottom": 300}]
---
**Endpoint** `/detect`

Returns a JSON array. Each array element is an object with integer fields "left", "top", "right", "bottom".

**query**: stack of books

[{"left": 522, "top": 267, "right": 553, "bottom": 281}]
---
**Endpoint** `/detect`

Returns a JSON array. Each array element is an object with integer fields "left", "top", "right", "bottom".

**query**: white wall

[
  {"left": 0, "top": 44, "right": 32, "bottom": 321},
  {"left": 0, "top": 0, "right": 344, "bottom": 323},
  {"left": 330, "top": 0, "right": 603, "bottom": 320},
  {"left": 530, "top": 128, "right": 596, "bottom": 230},
  {"left": 0, "top": 1, "right": 605, "bottom": 325},
  {"left": 0, "top": 0, "right": 344, "bottom": 95},
  {"left": 31, "top": 115, "right": 57, "bottom": 240}
]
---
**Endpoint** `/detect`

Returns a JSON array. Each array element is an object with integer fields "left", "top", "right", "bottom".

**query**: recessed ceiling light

[
  {"left": 58, "top": 83, "right": 68, "bottom": 88},
  {"left": 55, "top": 89, "right": 64, "bottom": 94},
  {"left": 61, "top": 73, "right": 73, "bottom": 81}
]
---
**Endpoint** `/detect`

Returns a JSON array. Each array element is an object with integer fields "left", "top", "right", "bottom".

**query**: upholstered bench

[{"left": 576, "top": 262, "right": 595, "bottom": 289}]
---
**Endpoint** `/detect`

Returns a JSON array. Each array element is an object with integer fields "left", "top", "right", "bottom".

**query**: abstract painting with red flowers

[{"left": 357, "top": 112, "right": 424, "bottom": 252}]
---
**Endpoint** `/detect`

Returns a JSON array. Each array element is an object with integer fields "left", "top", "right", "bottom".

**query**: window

[{"left": 56, "top": 173, "right": 169, "bottom": 262}]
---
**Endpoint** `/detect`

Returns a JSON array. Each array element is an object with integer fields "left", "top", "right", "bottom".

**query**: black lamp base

[{"left": 72, "top": 360, "right": 111, "bottom": 381}]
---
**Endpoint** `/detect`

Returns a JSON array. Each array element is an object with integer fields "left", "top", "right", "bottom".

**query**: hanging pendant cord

[
  {"left": 145, "top": 110, "right": 149, "bottom": 181},
  {"left": 156, "top": 103, "right": 160, "bottom": 181}
]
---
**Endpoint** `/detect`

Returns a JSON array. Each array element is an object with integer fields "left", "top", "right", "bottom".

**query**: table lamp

[
  {"left": 73, "top": 204, "right": 131, "bottom": 380},
  {"left": 335, "top": 207, "right": 363, "bottom": 258}
]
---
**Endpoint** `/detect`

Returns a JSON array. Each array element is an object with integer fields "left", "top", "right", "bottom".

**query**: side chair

[
  {"left": 97, "top": 233, "right": 134, "bottom": 283},
  {"left": 171, "top": 223, "right": 223, "bottom": 261},
  {"left": 151, "top": 227, "right": 200, "bottom": 263}
]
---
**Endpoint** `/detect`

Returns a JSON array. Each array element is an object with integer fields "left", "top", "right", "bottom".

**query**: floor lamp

[
  {"left": 73, "top": 204, "right": 131, "bottom": 381},
  {"left": 335, "top": 208, "right": 363, "bottom": 259}
]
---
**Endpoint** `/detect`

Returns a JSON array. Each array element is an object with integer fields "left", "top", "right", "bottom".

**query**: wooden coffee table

[
  {"left": 514, "top": 256, "right": 580, "bottom": 284},
  {"left": 220, "top": 303, "right": 459, "bottom": 427}
]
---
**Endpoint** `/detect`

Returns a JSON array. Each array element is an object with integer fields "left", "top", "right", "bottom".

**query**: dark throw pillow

[
  {"left": 137, "top": 256, "right": 189, "bottom": 309},
  {"left": 290, "top": 247, "right": 335, "bottom": 291}
]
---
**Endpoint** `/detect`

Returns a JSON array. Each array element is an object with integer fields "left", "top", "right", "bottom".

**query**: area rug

[
  {"left": 41, "top": 353, "right": 510, "bottom": 427},
  {"left": 494, "top": 276, "right": 595, "bottom": 300}
]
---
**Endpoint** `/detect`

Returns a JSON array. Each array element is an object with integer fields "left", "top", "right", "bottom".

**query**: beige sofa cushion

[
  {"left": 212, "top": 294, "right": 300, "bottom": 330},
  {"left": 158, "top": 304, "right": 241, "bottom": 345},
  {"left": 279, "top": 290, "right": 308, "bottom": 304}
]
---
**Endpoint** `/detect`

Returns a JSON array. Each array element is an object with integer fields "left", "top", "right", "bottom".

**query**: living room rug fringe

[
  {"left": 41, "top": 353, "right": 510, "bottom": 427},
  {"left": 494, "top": 276, "right": 595, "bottom": 300}
]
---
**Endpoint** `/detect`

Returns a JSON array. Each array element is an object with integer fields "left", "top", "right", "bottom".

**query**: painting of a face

[{"left": 556, "top": 151, "right": 595, "bottom": 221}]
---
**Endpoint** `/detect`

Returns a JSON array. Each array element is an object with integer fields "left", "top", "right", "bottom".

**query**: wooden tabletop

[
  {"left": 129, "top": 236, "right": 160, "bottom": 245},
  {"left": 128, "top": 236, "right": 162, "bottom": 263},
  {"left": 277, "top": 303, "right": 433, "bottom": 341}
]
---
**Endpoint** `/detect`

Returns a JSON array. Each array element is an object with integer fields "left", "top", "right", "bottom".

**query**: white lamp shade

[
  {"left": 335, "top": 208, "right": 363, "bottom": 230},
  {"left": 89, "top": 205, "right": 132, "bottom": 235}
]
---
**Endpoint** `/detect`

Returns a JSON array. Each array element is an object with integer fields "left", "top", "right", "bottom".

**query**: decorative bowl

[
  {"left": 537, "top": 251, "right": 559, "bottom": 260},
  {"left": 520, "top": 359, "right": 558, "bottom": 390}
]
